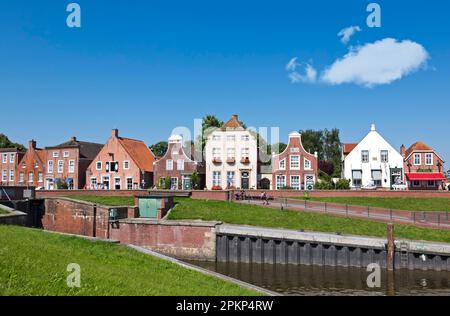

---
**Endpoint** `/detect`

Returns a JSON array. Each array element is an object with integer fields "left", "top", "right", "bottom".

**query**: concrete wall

[
  {"left": 0, "top": 204, "right": 27, "bottom": 226},
  {"left": 110, "top": 219, "right": 220, "bottom": 261}
]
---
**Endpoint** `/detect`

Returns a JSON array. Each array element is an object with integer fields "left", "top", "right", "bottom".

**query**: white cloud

[
  {"left": 286, "top": 58, "right": 317, "bottom": 83},
  {"left": 321, "top": 38, "right": 429, "bottom": 87},
  {"left": 338, "top": 25, "right": 361, "bottom": 44}
]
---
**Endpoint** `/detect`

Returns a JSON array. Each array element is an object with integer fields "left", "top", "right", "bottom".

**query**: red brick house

[
  {"left": 44, "top": 137, "right": 103, "bottom": 190},
  {"left": 272, "top": 132, "right": 318, "bottom": 190},
  {"left": 17, "top": 140, "right": 47, "bottom": 188},
  {"left": 86, "top": 129, "right": 155, "bottom": 190},
  {"left": 153, "top": 135, "right": 204, "bottom": 190},
  {"left": 0, "top": 148, "right": 25, "bottom": 186},
  {"left": 401, "top": 141, "right": 446, "bottom": 190}
]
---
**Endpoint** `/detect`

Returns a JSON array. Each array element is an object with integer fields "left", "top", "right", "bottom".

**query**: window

[
  {"left": 28, "top": 172, "right": 34, "bottom": 183},
  {"left": 381, "top": 150, "right": 389, "bottom": 163},
  {"left": 290, "top": 156, "right": 300, "bottom": 169},
  {"left": 123, "top": 161, "right": 130, "bottom": 170},
  {"left": 241, "top": 135, "right": 250, "bottom": 141},
  {"left": 68, "top": 160, "right": 75, "bottom": 173},
  {"left": 361, "top": 151, "right": 369, "bottom": 163},
  {"left": 63, "top": 151, "right": 69, "bottom": 158},
  {"left": 227, "top": 171, "right": 235, "bottom": 187},
  {"left": 53, "top": 152, "right": 59, "bottom": 158},
  {"left": 352, "top": 170, "right": 362, "bottom": 187},
  {"left": 91, "top": 178, "right": 97, "bottom": 189},
  {"left": 212, "top": 135, "right": 221, "bottom": 141},
  {"left": 9, "top": 153, "right": 14, "bottom": 163},
  {"left": 279, "top": 159, "right": 286, "bottom": 170},
  {"left": 227, "top": 135, "right": 235, "bottom": 142},
  {"left": 425, "top": 153, "right": 433, "bottom": 166},
  {"left": 276, "top": 175, "right": 286, "bottom": 190},
  {"left": 290, "top": 176, "right": 300, "bottom": 190},
  {"left": 96, "top": 161, "right": 102, "bottom": 170},
  {"left": 57, "top": 160, "right": 64, "bottom": 173},
  {"left": 126, "top": 178, "right": 133, "bottom": 190},
  {"left": 304, "top": 158, "right": 311, "bottom": 170},
  {"left": 428, "top": 180, "right": 435, "bottom": 187},
  {"left": 166, "top": 159, "right": 173, "bottom": 170},
  {"left": 2, "top": 170, "right": 6, "bottom": 182},
  {"left": 414, "top": 153, "right": 421, "bottom": 165},
  {"left": 241, "top": 148, "right": 249, "bottom": 159},
  {"left": 413, "top": 180, "right": 420, "bottom": 187},
  {"left": 227, "top": 148, "right": 235, "bottom": 159},
  {"left": 371, "top": 170, "right": 382, "bottom": 187},
  {"left": 19, "top": 172, "right": 24, "bottom": 183},
  {"left": 38, "top": 172, "right": 43, "bottom": 183},
  {"left": 35, "top": 161, "right": 39, "bottom": 168},
  {"left": 47, "top": 161, "right": 54, "bottom": 173},
  {"left": 212, "top": 171, "right": 221, "bottom": 186},
  {"left": 171, "top": 178, "right": 178, "bottom": 190},
  {"left": 212, "top": 148, "right": 221, "bottom": 159},
  {"left": 114, "top": 178, "right": 121, "bottom": 190},
  {"left": 9, "top": 170, "right": 14, "bottom": 182},
  {"left": 2, "top": 154, "right": 7, "bottom": 163},
  {"left": 177, "top": 159, "right": 184, "bottom": 171}
]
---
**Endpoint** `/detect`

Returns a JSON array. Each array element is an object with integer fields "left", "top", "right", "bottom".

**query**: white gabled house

[{"left": 342, "top": 124, "right": 404, "bottom": 189}]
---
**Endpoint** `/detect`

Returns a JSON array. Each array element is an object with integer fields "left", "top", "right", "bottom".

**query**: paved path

[{"left": 236, "top": 198, "right": 450, "bottom": 230}]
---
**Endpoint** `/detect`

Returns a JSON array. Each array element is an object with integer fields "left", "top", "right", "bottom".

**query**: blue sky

[{"left": 1, "top": 1, "right": 449, "bottom": 165}]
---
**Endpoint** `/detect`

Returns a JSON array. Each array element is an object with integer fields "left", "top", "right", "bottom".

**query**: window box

[
  {"left": 212, "top": 157, "right": 222, "bottom": 164},
  {"left": 240, "top": 157, "right": 250, "bottom": 165},
  {"left": 211, "top": 185, "right": 223, "bottom": 191},
  {"left": 226, "top": 157, "right": 236, "bottom": 164}
]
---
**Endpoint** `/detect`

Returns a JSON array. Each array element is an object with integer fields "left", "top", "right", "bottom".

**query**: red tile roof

[
  {"left": 221, "top": 115, "right": 245, "bottom": 131},
  {"left": 405, "top": 141, "right": 433, "bottom": 158},
  {"left": 119, "top": 137, "right": 155, "bottom": 172},
  {"left": 343, "top": 143, "right": 358, "bottom": 155}
]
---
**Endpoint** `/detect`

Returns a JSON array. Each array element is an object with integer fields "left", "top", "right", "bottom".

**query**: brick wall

[
  {"left": 191, "top": 190, "right": 231, "bottom": 201},
  {"left": 110, "top": 219, "right": 219, "bottom": 260},
  {"left": 36, "top": 190, "right": 151, "bottom": 199}
]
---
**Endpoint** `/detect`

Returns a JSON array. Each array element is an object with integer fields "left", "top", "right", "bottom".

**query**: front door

[
  {"left": 46, "top": 178, "right": 54, "bottom": 190},
  {"left": 241, "top": 172, "right": 250, "bottom": 190},
  {"left": 183, "top": 175, "right": 192, "bottom": 190}
]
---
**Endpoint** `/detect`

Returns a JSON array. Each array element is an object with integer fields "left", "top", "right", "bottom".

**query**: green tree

[
  {"left": 150, "top": 141, "right": 168, "bottom": 158},
  {"left": 197, "top": 115, "right": 224, "bottom": 151},
  {"left": 0, "top": 134, "right": 26, "bottom": 151},
  {"left": 190, "top": 171, "right": 201, "bottom": 190},
  {"left": 299, "top": 130, "right": 323, "bottom": 159}
]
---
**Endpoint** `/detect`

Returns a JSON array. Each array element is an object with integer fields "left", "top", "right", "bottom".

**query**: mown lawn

[
  {"left": 0, "top": 225, "right": 259, "bottom": 296},
  {"left": 169, "top": 198, "right": 450, "bottom": 243},
  {"left": 68, "top": 196, "right": 135, "bottom": 206},
  {"left": 293, "top": 197, "right": 450, "bottom": 212}
]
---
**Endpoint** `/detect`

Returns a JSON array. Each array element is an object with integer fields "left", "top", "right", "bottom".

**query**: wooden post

[{"left": 387, "top": 223, "right": 395, "bottom": 271}]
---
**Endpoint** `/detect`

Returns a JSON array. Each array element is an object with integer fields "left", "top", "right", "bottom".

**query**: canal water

[{"left": 187, "top": 261, "right": 450, "bottom": 296}]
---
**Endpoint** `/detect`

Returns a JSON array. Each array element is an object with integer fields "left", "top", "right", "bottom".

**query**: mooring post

[{"left": 387, "top": 223, "right": 395, "bottom": 271}]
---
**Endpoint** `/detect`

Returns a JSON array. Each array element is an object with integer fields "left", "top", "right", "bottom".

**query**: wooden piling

[{"left": 387, "top": 223, "right": 395, "bottom": 271}]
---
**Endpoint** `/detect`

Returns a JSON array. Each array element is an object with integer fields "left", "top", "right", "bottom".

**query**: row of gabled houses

[{"left": 0, "top": 115, "right": 447, "bottom": 191}]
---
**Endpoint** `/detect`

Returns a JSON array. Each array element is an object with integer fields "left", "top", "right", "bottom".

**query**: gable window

[
  {"left": 9, "top": 153, "right": 14, "bottom": 163},
  {"left": 9, "top": 170, "right": 14, "bottom": 182},
  {"left": 123, "top": 161, "right": 130, "bottom": 170},
  {"left": 276, "top": 175, "right": 286, "bottom": 190},
  {"left": 290, "top": 155, "right": 300, "bottom": 170},
  {"left": 279, "top": 159, "right": 286, "bottom": 170},
  {"left": 53, "top": 152, "right": 59, "bottom": 158},
  {"left": 425, "top": 153, "right": 433, "bottom": 166},
  {"left": 177, "top": 159, "right": 184, "bottom": 171},
  {"left": 68, "top": 160, "right": 75, "bottom": 173},
  {"left": 47, "top": 161, "right": 54, "bottom": 173},
  {"left": 304, "top": 158, "right": 311, "bottom": 170},
  {"left": 381, "top": 150, "right": 389, "bottom": 163},
  {"left": 414, "top": 153, "right": 421, "bottom": 165},
  {"left": 19, "top": 172, "right": 24, "bottom": 183},
  {"left": 63, "top": 151, "right": 69, "bottom": 158},
  {"left": 2, "top": 154, "right": 7, "bottom": 164},
  {"left": 361, "top": 151, "right": 369, "bottom": 163},
  {"left": 28, "top": 172, "right": 34, "bottom": 183},
  {"left": 96, "top": 161, "right": 102, "bottom": 171},
  {"left": 166, "top": 159, "right": 173, "bottom": 171}
]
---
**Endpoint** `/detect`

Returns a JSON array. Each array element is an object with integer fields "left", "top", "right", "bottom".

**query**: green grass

[
  {"left": 68, "top": 196, "right": 135, "bottom": 206},
  {"left": 0, "top": 225, "right": 260, "bottom": 296},
  {"left": 293, "top": 197, "right": 450, "bottom": 212},
  {"left": 169, "top": 198, "right": 450, "bottom": 243},
  {"left": 0, "top": 208, "right": 8, "bottom": 215}
]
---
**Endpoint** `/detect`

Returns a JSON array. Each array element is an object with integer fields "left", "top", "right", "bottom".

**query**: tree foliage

[
  {"left": 150, "top": 141, "right": 168, "bottom": 158},
  {"left": 0, "top": 134, "right": 26, "bottom": 151}
]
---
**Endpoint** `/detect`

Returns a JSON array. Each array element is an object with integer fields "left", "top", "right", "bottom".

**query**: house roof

[
  {"left": 405, "top": 141, "right": 433, "bottom": 158},
  {"left": 343, "top": 143, "right": 358, "bottom": 155},
  {"left": 46, "top": 137, "right": 103, "bottom": 160},
  {"left": 118, "top": 137, "right": 155, "bottom": 172},
  {"left": 0, "top": 148, "right": 24, "bottom": 153},
  {"left": 221, "top": 114, "right": 245, "bottom": 131}
]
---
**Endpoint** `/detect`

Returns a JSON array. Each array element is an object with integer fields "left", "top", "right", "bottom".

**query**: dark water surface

[{"left": 187, "top": 261, "right": 450, "bottom": 296}]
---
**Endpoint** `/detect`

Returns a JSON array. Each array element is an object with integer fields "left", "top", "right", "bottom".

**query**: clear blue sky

[{"left": 1, "top": 1, "right": 449, "bottom": 166}]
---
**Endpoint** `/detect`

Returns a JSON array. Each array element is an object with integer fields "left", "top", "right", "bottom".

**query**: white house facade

[
  {"left": 205, "top": 115, "right": 258, "bottom": 190},
  {"left": 343, "top": 124, "right": 404, "bottom": 189}
]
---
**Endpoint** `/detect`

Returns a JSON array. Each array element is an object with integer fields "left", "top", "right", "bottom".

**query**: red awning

[{"left": 405, "top": 173, "right": 445, "bottom": 181}]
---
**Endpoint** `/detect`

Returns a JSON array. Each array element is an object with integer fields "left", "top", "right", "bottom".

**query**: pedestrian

[{"left": 261, "top": 191, "right": 269, "bottom": 205}]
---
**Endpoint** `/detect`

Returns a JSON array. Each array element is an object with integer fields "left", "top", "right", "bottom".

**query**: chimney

[
  {"left": 112, "top": 129, "right": 119, "bottom": 138},
  {"left": 370, "top": 123, "right": 376, "bottom": 132},
  {"left": 28, "top": 140, "right": 36, "bottom": 150},
  {"left": 400, "top": 144, "right": 406, "bottom": 157},
  {"left": 232, "top": 114, "right": 238, "bottom": 120},
  {"left": 71, "top": 136, "right": 77, "bottom": 142}
]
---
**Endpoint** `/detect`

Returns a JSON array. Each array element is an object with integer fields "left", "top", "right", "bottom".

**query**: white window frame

[
  {"left": 241, "top": 148, "right": 249, "bottom": 159},
  {"left": 241, "top": 135, "right": 250, "bottom": 142},
  {"left": 177, "top": 159, "right": 184, "bottom": 171},
  {"left": 123, "top": 160, "right": 130, "bottom": 170},
  {"left": 226, "top": 135, "right": 235, "bottom": 142},
  {"left": 38, "top": 172, "right": 43, "bottom": 183},
  {"left": 212, "top": 171, "right": 221, "bottom": 187},
  {"left": 126, "top": 177, "right": 133, "bottom": 190},
  {"left": 276, "top": 175, "right": 286, "bottom": 190},
  {"left": 212, "top": 148, "right": 221, "bottom": 159},
  {"left": 414, "top": 153, "right": 421, "bottom": 165},
  {"left": 304, "top": 158, "right": 311, "bottom": 170},
  {"left": 226, "top": 171, "right": 235, "bottom": 187},
  {"left": 19, "top": 172, "right": 24, "bottom": 183},
  {"left": 166, "top": 159, "right": 173, "bottom": 171},
  {"left": 361, "top": 150, "right": 369, "bottom": 163},
  {"left": 290, "top": 155, "right": 300, "bottom": 170},
  {"left": 2, "top": 154, "right": 7, "bottom": 164},
  {"left": 279, "top": 159, "right": 286, "bottom": 170},
  {"left": 47, "top": 160, "right": 54, "bottom": 173},
  {"left": 53, "top": 152, "right": 59, "bottom": 158},
  {"left": 380, "top": 150, "right": 389, "bottom": 163},
  {"left": 10, "top": 170, "right": 14, "bottom": 182},
  {"left": 63, "top": 151, "right": 69, "bottom": 158},
  {"left": 425, "top": 153, "right": 433, "bottom": 166},
  {"left": 57, "top": 160, "right": 64, "bottom": 174},
  {"left": 290, "top": 176, "right": 300, "bottom": 190},
  {"left": 68, "top": 160, "right": 75, "bottom": 173},
  {"left": 212, "top": 135, "right": 221, "bottom": 141},
  {"left": 227, "top": 148, "right": 235, "bottom": 159},
  {"left": 171, "top": 177, "right": 178, "bottom": 190},
  {"left": 9, "top": 153, "right": 14, "bottom": 163},
  {"left": 28, "top": 172, "right": 34, "bottom": 183},
  {"left": 90, "top": 177, "right": 97, "bottom": 189},
  {"left": 2, "top": 170, "right": 7, "bottom": 182},
  {"left": 96, "top": 161, "right": 102, "bottom": 171}
]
